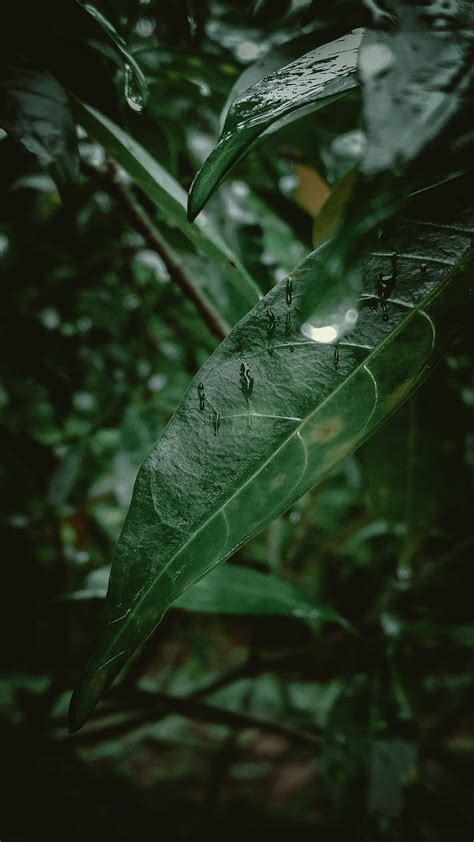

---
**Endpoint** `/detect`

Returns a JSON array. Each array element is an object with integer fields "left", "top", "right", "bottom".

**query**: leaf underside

[
  {"left": 187, "top": 29, "right": 363, "bottom": 220},
  {"left": 70, "top": 175, "right": 474, "bottom": 731}
]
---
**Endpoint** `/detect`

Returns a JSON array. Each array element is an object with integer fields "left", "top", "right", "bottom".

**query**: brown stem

[
  {"left": 82, "top": 159, "right": 230, "bottom": 342},
  {"left": 53, "top": 688, "right": 321, "bottom": 747}
]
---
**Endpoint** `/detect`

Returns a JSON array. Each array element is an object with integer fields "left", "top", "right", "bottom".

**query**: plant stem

[{"left": 82, "top": 159, "right": 230, "bottom": 342}]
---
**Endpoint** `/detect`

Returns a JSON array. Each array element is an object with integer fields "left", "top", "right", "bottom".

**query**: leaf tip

[{"left": 68, "top": 685, "right": 94, "bottom": 733}]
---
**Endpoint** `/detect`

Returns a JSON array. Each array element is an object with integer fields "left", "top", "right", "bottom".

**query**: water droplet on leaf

[{"left": 198, "top": 382, "right": 205, "bottom": 411}]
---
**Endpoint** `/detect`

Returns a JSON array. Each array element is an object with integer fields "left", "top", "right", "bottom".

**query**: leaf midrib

[{"left": 97, "top": 245, "right": 473, "bottom": 668}]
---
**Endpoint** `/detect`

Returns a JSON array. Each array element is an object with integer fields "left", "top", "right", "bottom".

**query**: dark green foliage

[{"left": 0, "top": 1, "right": 473, "bottom": 840}]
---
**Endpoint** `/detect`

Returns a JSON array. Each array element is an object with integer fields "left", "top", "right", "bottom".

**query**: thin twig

[
  {"left": 82, "top": 159, "right": 230, "bottom": 341},
  {"left": 52, "top": 689, "right": 321, "bottom": 747}
]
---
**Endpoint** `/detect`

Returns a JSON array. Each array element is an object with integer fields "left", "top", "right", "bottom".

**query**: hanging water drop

[
  {"left": 197, "top": 382, "right": 205, "bottom": 411},
  {"left": 124, "top": 64, "right": 146, "bottom": 113}
]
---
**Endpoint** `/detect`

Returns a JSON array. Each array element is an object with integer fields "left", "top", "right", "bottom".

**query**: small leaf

[
  {"left": 74, "top": 100, "right": 261, "bottom": 319},
  {"left": 0, "top": 64, "right": 78, "bottom": 185},
  {"left": 188, "top": 29, "right": 363, "bottom": 220},
  {"left": 70, "top": 175, "right": 474, "bottom": 731}
]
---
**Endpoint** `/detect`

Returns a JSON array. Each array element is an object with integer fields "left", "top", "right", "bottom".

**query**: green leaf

[
  {"left": 74, "top": 100, "right": 261, "bottom": 319},
  {"left": 76, "top": 1, "right": 148, "bottom": 112},
  {"left": 174, "top": 564, "right": 343, "bottom": 626},
  {"left": 69, "top": 175, "right": 474, "bottom": 731},
  {"left": 67, "top": 562, "right": 347, "bottom": 628},
  {"left": 187, "top": 29, "right": 363, "bottom": 221},
  {"left": 359, "top": 371, "right": 472, "bottom": 564},
  {"left": 358, "top": 1, "right": 474, "bottom": 177},
  {"left": 0, "top": 64, "right": 78, "bottom": 185}
]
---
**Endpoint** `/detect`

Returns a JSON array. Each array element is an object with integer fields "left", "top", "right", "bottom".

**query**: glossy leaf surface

[
  {"left": 188, "top": 29, "right": 363, "bottom": 220},
  {"left": 70, "top": 176, "right": 474, "bottom": 730},
  {"left": 75, "top": 101, "right": 261, "bottom": 317}
]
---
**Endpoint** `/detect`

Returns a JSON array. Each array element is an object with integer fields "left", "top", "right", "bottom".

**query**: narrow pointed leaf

[
  {"left": 188, "top": 29, "right": 363, "bottom": 220},
  {"left": 74, "top": 100, "right": 261, "bottom": 316},
  {"left": 70, "top": 176, "right": 474, "bottom": 731},
  {"left": 66, "top": 563, "right": 347, "bottom": 628}
]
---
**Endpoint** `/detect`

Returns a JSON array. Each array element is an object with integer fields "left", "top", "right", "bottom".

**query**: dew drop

[
  {"left": 124, "top": 64, "right": 145, "bottom": 112},
  {"left": 240, "top": 363, "right": 254, "bottom": 398},
  {"left": 420, "top": 263, "right": 427, "bottom": 273},
  {"left": 266, "top": 308, "right": 276, "bottom": 338},
  {"left": 381, "top": 301, "right": 390, "bottom": 322},
  {"left": 333, "top": 345, "right": 339, "bottom": 370},
  {"left": 285, "top": 277, "right": 293, "bottom": 306}
]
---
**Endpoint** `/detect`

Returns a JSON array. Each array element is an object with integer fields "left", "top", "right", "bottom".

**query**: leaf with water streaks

[
  {"left": 74, "top": 100, "right": 261, "bottom": 319},
  {"left": 187, "top": 29, "right": 363, "bottom": 221},
  {"left": 70, "top": 175, "right": 474, "bottom": 731}
]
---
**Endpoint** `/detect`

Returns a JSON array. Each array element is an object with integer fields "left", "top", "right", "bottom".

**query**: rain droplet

[
  {"left": 376, "top": 251, "right": 398, "bottom": 299},
  {"left": 285, "top": 278, "right": 293, "bottom": 306},
  {"left": 240, "top": 363, "right": 254, "bottom": 398},
  {"left": 381, "top": 301, "right": 390, "bottom": 322},
  {"left": 266, "top": 309, "right": 276, "bottom": 338},
  {"left": 124, "top": 64, "right": 145, "bottom": 112},
  {"left": 333, "top": 345, "right": 339, "bottom": 369},
  {"left": 212, "top": 410, "right": 221, "bottom": 436},
  {"left": 198, "top": 382, "right": 205, "bottom": 411}
]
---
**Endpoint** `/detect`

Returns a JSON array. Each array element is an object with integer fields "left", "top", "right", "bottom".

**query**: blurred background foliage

[{"left": 0, "top": 1, "right": 473, "bottom": 840}]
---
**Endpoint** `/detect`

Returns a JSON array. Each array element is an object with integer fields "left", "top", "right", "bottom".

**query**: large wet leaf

[
  {"left": 187, "top": 29, "right": 363, "bottom": 221},
  {"left": 70, "top": 175, "right": 474, "bottom": 730},
  {"left": 75, "top": 100, "right": 261, "bottom": 318}
]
